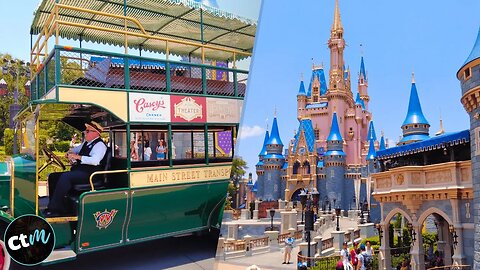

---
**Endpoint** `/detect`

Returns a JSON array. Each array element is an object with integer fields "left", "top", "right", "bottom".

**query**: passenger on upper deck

[{"left": 44, "top": 121, "right": 107, "bottom": 217}]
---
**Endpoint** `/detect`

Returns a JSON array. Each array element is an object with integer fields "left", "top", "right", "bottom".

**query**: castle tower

[
  {"left": 262, "top": 117, "right": 285, "bottom": 201},
  {"left": 379, "top": 133, "right": 386, "bottom": 151},
  {"left": 457, "top": 26, "right": 480, "bottom": 268},
  {"left": 297, "top": 80, "right": 307, "bottom": 119},
  {"left": 358, "top": 57, "right": 370, "bottom": 110},
  {"left": 398, "top": 74, "right": 430, "bottom": 145},
  {"left": 255, "top": 130, "right": 269, "bottom": 199},
  {"left": 328, "top": 0, "right": 345, "bottom": 90},
  {"left": 325, "top": 112, "right": 346, "bottom": 208}
]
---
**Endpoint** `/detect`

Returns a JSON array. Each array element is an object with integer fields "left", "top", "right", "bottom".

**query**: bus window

[
  {"left": 193, "top": 132, "right": 205, "bottom": 158},
  {"left": 113, "top": 131, "right": 127, "bottom": 158},
  {"left": 172, "top": 132, "right": 193, "bottom": 159}
]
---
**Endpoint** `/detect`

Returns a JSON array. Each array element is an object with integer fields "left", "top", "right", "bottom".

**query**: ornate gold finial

[
  {"left": 411, "top": 71, "right": 415, "bottom": 83},
  {"left": 265, "top": 118, "right": 269, "bottom": 131},
  {"left": 274, "top": 106, "right": 277, "bottom": 117},
  {"left": 300, "top": 72, "right": 304, "bottom": 81},
  {"left": 312, "top": 58, "right": 315, "bottom": 69},
  {"left": 360, "top": 43, "right": 364, "bottom": 56},
  {"left": 332, "top": 0, "right": 343, "bottom": 31}
]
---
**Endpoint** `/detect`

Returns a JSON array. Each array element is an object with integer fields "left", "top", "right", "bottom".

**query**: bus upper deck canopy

[{"left": 30, "top": 0, "right": 256, "bottom": 65}]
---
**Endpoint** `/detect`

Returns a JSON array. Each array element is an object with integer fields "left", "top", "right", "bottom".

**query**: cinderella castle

[
  {"left": 250, "top": 0, "right": 439, "bottom": 219},
  {"left": 252, "top": 0, "right": 382, "bottom": 212}
]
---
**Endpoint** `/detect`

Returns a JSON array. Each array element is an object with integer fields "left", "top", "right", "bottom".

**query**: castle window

[
  {"left": 464, "top": 67, "right": 471, "bottom": 80},
  {"left": 405, "top": 126, "right": 409, "bottom": 130},
  {"left": 313, "top": 96, "right": 318, "bottom": 102},
  {"left": 313, "top": 87, "right": 319, "bottom": 94},
  {"left": 414, "top": 124, "right": 418, "bottom": 128},
  {"left": 314, "top": 129, "right": 320, "bottom": 140},
  {"left": 293, "top": 161, "right": 301, "bottom": 174}
]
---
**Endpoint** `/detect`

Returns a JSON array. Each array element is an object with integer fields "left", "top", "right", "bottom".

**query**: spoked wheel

[{"left": 39, "top": 146, "right": 66, "bottom": 173}]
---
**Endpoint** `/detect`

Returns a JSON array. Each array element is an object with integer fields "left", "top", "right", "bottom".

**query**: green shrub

[
  {"left": 3, "top": 128, "right": 13, "bottom": 156},
  {"left": 54, "top": 141, "right": 70, "bottom": 152}
]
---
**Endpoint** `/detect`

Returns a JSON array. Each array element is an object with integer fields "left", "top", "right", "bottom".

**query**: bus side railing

[{"left": 30, "top": 46, "right": 248, "bottom": 101}]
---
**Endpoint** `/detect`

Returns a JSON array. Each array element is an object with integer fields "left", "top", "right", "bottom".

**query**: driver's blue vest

[{"left": 71, "top": 137, "right": 106, "bottom": 175}]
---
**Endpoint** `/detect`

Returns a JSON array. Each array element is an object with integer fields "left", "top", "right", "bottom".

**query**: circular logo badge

[{"left": 4, "top": 215, "right": 55, "bottom": 266}]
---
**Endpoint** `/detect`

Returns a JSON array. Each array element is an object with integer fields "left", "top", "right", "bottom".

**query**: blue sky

[{"left": 237, "top": 0, "right": 480, "bottom": 179}]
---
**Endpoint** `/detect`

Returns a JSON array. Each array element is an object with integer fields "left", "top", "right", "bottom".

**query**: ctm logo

[
  {"left": 7, "top": 229, "right": 51, "bottom": 251},
  {"left": 4, "top": 215, "right": 55, "bottom": 266}
]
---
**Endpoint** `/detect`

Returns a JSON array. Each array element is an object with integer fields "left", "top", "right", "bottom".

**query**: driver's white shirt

[{"left": 72, "top": 137, "right": 107, "bottom": 166}]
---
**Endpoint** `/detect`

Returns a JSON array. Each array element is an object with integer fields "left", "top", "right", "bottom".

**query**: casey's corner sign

[
  {"left": 129, "top": 165, "right": 231, "bottom": 188},
  {"left": 128, "top": 93, "right": 241, "bottom": 123}
]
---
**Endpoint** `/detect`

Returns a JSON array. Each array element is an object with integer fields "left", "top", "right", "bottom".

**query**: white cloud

[{"left": 238, "top": 125, "right": 265, "bottom": 139}]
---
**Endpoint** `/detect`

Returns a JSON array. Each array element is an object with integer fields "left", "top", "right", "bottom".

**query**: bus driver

[{"left": 44, "top": 121, "right": 107, "bottom": 217}]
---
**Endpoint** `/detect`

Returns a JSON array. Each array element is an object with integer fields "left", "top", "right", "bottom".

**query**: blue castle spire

[
  {"left": 379, "top": 134, "right": 386, "bottom": 151},
  {"left": 308, "top": 68, "right": 328, "bottom": 97},
  {"left": 355, "top": 93, "right": 365, "bottom": 109},
  {"left": 297, "top": 80, "right": 307, "bottom": 96},
  {"left": 366, "top": 138, "right": 376, "bottom": 160},
  {"left": 399, "top": 74, "right": 430, "bottom": 145},
  {"left": 402, "top": 77, "right": 429, "bottom": 126},
  {"left": 367, "top": 121, "right": 377, "bottom": 141},
  {"left": 360, "top": 56, "right": 366, "bottom": 80},
  {"left": 258, "top": 130, "right": 270, "bottom": 157},
  {"left": 327, "top": 112, "right": 343, "bottom": 142},
  {"left": 267, "top": 117, "right": 283, "bottom": 146},
  {"left": 461, "top": 26, "right": 480, "bottom": 68}
]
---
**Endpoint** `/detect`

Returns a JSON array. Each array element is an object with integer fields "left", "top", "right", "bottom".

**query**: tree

[
  {"left": 230, "top": 156, "right": 247, "bottom": 184},
  {"left": 229, "top": 157, "right": 248, "bottom": 209},
  {"left": 0, "top": 55, "right": 29, "bottom": 145}
]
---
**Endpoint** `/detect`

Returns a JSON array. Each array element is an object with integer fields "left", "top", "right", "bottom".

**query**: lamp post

[
  {"left": 375, "top": 223, "right": 383, "bottom": 242},
  {"left": 249, "top": 201, "right": 255, "bottom": 219},
  {"left": 304, "top": 197, "right": 314, "bottom": 267},
  {"left": 2, "top": 59, "right": 30, "bottom": 155},
  {"left": 269, "top": 208, "right": 275, "bottom": 231},
  {"left": 449, "top": 224, "right": 458, "bottom": 249},
  {"left": 335, "top": 207, "right": 341, "bottom": 231},
  {"left": 359, "top": 202, "right": 365, "bottom": 224},
  {"left": 323, "top": 196, "right": 328, "bottom": 214},
  {"left": 407, "top": 222, "right": 416, "bottom": 245},
  {"left": 311, "top": 189, "right": 319, "bottom": 217},
  {"left": 363, "top": 198, "right": 371, "bottom": 223},
  {"left": 299, "top": 190, "right": 307, "bottom": 224}
]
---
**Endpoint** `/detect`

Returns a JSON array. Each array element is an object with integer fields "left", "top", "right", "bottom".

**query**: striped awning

[{"left": 30, "top": 0, "right": 257, "bottom": 61}]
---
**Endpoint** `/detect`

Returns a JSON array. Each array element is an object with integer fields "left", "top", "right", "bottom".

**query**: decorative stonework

[
  {"left": 377, "top": 178, "right": 392, "bottom": 189},
  {"left": 460, "top": 85, "right": 480, "bottom": 113},
  {"left": 425, "top": 170, "right": 452, "bottom": 184},
  {"left": 411, "top": 172, "right": 421, "bottom": 184},
  {"left": 395, "top": 174, "right": 404, "bottom": 185},
  {"left": 461, "top": 168, "right": 470, "bottom": 182}
]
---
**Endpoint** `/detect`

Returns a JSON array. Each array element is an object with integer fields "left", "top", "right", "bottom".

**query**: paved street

[
  {"left": 215, "top": 216, "right": 361, "bottom": 270},
  {"left": 11, "top": 232, "right": 218, "bottom": 270}
]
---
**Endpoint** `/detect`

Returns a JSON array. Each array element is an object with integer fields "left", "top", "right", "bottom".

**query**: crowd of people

[{"left": 337, "top": 241, "right": 375, "bottom": 270}]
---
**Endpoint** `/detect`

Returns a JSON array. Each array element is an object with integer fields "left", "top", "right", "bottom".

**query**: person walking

[{"left": 283, "top": 236, "right": 294, "bottom": 264}]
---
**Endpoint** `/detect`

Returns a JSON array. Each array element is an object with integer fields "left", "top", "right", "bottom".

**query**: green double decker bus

[{"left": 0, "top": 0, "right": 256, "bottom": 265}]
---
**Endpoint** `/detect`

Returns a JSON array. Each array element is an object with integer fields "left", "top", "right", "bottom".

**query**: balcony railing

[
  {"left": 30, "top": 46, "right": 248, "bottom": 101},
  {"left": 372, "top": 161, "right": 471, "bottom": 194}
]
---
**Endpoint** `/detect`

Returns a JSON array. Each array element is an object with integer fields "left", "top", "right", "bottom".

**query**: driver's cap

[{"left": 85, "top": 121, "right": 103, "bottom": 134}]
